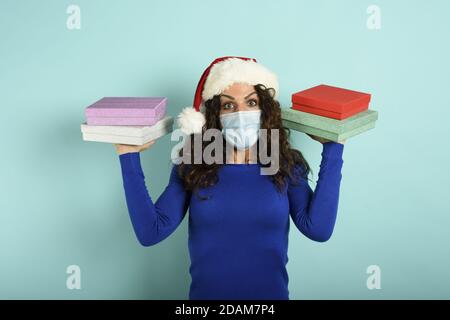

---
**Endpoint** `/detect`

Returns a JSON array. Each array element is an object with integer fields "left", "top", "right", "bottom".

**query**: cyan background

[{"left": 1, "top": 0, "right": 449, "bottom": 299}]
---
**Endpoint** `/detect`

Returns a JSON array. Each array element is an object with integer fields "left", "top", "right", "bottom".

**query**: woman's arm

[
  {"left": 288, "top": 142, "right": 344, "bottom": 242},
  {"left": 119, "top": 152, "right": 190, "bottom": 246}
]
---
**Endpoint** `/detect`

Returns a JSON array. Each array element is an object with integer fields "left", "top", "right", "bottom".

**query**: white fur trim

[
  {"left": 176, "top": 107, "right": 206, "bottom": 135},
  {"left": 202, "top": 58, "right": 279, "bottom": 101}
]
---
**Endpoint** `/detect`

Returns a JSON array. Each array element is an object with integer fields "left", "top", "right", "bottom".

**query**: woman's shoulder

[
  {"left": 168, "top": 161, "right": 193, "bottom": 184},
  {"left": 289, "top": 162, "right": 309, "bottom": 183}
]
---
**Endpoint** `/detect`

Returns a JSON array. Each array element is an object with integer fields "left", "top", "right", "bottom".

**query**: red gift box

[{"left": 291, "top": 84, "right": 371, "bottom": 120}]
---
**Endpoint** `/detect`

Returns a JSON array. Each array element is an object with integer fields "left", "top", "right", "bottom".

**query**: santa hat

[{"left": 176, "top": 56, "right": 279, "bottom": 135}]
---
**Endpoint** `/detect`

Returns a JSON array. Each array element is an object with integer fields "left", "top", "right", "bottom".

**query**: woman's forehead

[{"left": 220, "top": 83, "right": 256, "bottom": 99}]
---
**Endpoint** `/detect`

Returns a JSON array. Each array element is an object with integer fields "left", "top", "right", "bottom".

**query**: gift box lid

[
  {"left": 85, "top": 97, "right": 167, "bottom": 118},
  {"left": 292, "top": 85, "right": 371, "bottom": 113}
]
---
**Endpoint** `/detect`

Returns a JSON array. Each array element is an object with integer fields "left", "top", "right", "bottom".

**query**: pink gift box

[{"left": 85, "top": 97, "right": 167, "bottom": 126}]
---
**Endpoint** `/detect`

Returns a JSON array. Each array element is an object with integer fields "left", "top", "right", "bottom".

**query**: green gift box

[{"left": 281, "top": 108, "right": 378, "bottom": 143}]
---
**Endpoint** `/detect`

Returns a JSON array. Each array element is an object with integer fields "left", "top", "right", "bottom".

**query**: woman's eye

[
  {"left": 223, "top": 103, "right": 234, "bottom": 110},
  {"left": 248, "top": 99, "right": 258, "bottom": 107}
]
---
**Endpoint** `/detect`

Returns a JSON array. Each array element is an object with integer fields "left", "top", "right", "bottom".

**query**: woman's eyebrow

[
  {"left": 220, "top": 91, "right": 257, "bottom": 100},
  {"left": 245, "top": 91, "right": 257, "bottom": 99}
]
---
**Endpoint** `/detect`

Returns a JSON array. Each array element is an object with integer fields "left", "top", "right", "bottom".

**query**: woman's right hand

[{"left": 114, "top": 140, "right": 156, "bottom": 155}]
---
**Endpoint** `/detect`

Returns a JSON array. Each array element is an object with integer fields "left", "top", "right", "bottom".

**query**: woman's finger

[{"left": 140, "top": 140, "right": 156, "bottom": 150}]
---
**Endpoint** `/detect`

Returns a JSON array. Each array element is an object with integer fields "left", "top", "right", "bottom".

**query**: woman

[{"left": 115, "top": 56, "right": 345, "bottom": 300}]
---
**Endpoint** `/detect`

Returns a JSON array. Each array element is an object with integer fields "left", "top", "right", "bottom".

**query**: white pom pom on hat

[{"left": 176, "top": 56, "right": 279, "bottom": 135}]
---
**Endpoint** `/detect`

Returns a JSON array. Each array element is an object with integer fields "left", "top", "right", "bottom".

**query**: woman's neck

[{"left": 226, "top": 144, "right": 258, "bottom": 164}]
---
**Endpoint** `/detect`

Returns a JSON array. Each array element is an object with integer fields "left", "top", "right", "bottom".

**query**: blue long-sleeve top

[{"left": 118, "top": 141, "right": 344, "bottom": 300}]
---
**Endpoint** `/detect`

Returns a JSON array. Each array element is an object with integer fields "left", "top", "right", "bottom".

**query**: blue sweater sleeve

[
  {"left": 118, "top": 152, "right": 190, "bottom": 246},
  {"left": 288, "top": 141, "right": 344, "bottom": 242}
]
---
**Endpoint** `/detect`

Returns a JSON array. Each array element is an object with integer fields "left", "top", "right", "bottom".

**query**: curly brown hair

[{"left": 176, "top": 84, "right": 311, "bottom": 200}]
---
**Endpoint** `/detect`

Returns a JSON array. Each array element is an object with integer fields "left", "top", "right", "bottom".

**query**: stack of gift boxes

[
  {"left": 80, "top": 97, "right": 174, "bottom": 145},
  {"left": 282, "top": 84, "right": 378, "bottom": 142}
]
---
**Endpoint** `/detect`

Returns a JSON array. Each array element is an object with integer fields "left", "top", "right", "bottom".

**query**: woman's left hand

[{"left": 306, "top": 133, "right": 346, "bottom": 145}]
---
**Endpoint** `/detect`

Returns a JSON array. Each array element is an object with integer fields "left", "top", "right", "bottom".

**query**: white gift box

[{"left": 81, "top": 115, "right": 174, "bottom": 145}]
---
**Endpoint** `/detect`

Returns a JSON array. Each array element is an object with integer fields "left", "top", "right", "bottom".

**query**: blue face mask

[{"left": 219, "top": 110, "right": 261, "bottom": 150}]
